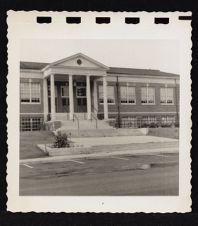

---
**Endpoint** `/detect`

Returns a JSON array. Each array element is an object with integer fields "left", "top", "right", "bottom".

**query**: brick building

[{"left": 20, "top": 53, "right": 179, "bottom": 131}]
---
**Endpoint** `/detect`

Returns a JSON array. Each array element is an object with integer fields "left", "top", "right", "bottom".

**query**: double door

[{"left": 61, "top": 84, "right": 87, "bottom": 113}]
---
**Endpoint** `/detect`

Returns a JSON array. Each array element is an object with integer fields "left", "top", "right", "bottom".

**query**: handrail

[
  {"left": 91, "top": 112, "right": 98, "bottom": 129},
  {"left": 73, "top": 113, "right": 80, "bottom": 130}
]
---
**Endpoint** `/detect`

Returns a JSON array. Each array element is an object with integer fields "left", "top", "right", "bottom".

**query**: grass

[
  {"left": 20, "top": 131, "right": 54, "bottom": 159},
  {"left": 148, "top": 127, "right": 179, "bottom": 139}
]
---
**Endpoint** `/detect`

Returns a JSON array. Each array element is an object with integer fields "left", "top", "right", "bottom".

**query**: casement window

[
  {"left": 141, "top": 87, "right": 155, "bottom": 104},
  {"left": 20, "top": 117, "right": 43, "bottom": 131},
  {"left": 120, "top": 86, "right": 136, "bottom": 104},
  {"left": 20, "top": 81, "right": 41, "bottom": 103},
  {"left": 161, "top": 116, "right": 175, "bottom": 125},
  {"left": 99, "top": 85, "right": 115, "bottom": 104},
  {"left": 160, "top": 87, "right": 174, "bottom": 104}
]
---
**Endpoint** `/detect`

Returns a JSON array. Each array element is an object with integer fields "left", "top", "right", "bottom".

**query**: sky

[{"left": 20, "top": 39, "right": 180, "bottom": 74}]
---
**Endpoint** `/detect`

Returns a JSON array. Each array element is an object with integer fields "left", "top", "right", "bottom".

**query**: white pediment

[{"left": 50, "top": 53, "right": 109, "bottom": 70}]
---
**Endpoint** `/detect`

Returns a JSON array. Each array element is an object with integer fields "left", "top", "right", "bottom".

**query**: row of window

[
  {"left": 99, "top": 86, "right": 175, "bottom": 105},
  {"left": 20, "top": 115, "right": 176, "bottom": 131},
  {"left": 20, "top": 117, "right": 43, "bottom": 131},
  {"left": 20, "top": 82, "right": 175, "bottom": 105}
]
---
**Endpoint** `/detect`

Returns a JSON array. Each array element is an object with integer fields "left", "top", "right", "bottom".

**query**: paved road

[{"left": 20, "top": 152, "right": 179, "bottom": 196}]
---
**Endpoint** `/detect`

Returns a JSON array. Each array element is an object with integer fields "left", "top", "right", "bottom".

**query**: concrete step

[{"left": 57, "top": 128, "right": 147, "bottom": 138}]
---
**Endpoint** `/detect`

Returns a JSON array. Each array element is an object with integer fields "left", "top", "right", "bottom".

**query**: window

[
  {"left": 161, "top": 116, "right": 175, "bottom": 125},
  {"left": 160, "top": 87, "right": 174, "bottom": 104},
  {"left": 142, "top": 116, "right": 157, "bottom": 125},
  {"left": 99, "top": 85, "right": 115, "bottom": 104},
  {"left": 99, "top": 85, "right": 104, "bottom": 104},
  {"left": 76, "top": 87, "right": 86, "bottom": 98},
  {"left": 120, "top": 86, "right": 136, "bottom": 104},
  {"left": 141, "top": 87, "right": 155, "bottom": 104},
  {"left": 20, "top": 117, "right": 43, "bottom": 131},
  {"left": 20, "top": 81, "right": 41, "bottom": 103},
  {"left": 61, "top": 86, "right": 69, "bottom": 97},
  {"left": 107, "top": 86, "right": 115, "bottom": 104}
]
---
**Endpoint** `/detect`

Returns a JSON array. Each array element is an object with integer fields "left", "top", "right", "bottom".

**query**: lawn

[
  {"left": 20, "top": 131, "right": 54, "bottom": 159},
  {"left": 148, "top": 127, "right": 179, "bottom": 139}
]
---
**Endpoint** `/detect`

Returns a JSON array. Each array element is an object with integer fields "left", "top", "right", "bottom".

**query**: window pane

[
  {"left": 20, "top": 82, "right": 30, "bottom": 102},
  {"left": 120, "top": 86, "right": 127, "bottom": 103},
  {"left": 141, "top": 87, "right": 147, "bottom": 103},
  {"left": 99, "top": 85, "right": 104, "bottom": 103},
  {"left": 31, "top": 83, "right": 40, "bottom": 102},
  {"left": 107, "top": 86, "right": 115, "bottom": 103},
  {"left": 32, "top": 118, "right": 41, "bottom": 131},
  {"left": 167, "top": 88, "right": 174, "bottom": 103},
  {"left": 128, "top": 87, "right": 136, "bottom": 103},
  {"left": 21, "top": 118, "right": 31, "bottom": 131},
  {"left": 61, "top": 86, "right": 69, "bottom": 97},
  {"left": 148, "top": 88, "right": 155, "bottom": 103},
  {"left": 160, "top": 88, "right": 166, "bottom": 103}
]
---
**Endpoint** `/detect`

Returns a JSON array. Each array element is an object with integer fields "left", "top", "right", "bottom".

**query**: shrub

[{"left": 53, "top": 131, "right": 70, "bottom": 148}]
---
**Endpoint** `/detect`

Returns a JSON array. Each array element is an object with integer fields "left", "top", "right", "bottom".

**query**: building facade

[{"left": 20, "top": 53, "right": 179, "bottom": 131}]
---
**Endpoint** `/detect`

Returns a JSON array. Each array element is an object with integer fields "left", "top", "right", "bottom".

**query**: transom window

[
  {"left": 141, "top": 87, "right": 155, "bottom": 104},
  {"left": 160, "top": 87, "right": 174, "bottom": 104},
  {"left": 120, "top": 86, "right": 136, "bottom": 104},
  {"left": 20, "top": 81, "right": 41, "bottom": 103},
  {"left": 99, "top": 85, "right": 115, "bottom": 104}
]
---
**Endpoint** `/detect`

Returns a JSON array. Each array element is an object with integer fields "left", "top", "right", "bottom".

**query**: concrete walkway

[{"left": 72, "top": 135, "right": 178, "bottom": 147}]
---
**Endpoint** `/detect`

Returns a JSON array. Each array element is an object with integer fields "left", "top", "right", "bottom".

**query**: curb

[{"left": 20, "top": 147, "right": 178, "bottom": 165}]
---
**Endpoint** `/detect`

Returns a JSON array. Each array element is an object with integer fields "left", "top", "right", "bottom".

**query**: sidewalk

[{"left": 20, "top": 146, "right": 178, "bottom": 164}]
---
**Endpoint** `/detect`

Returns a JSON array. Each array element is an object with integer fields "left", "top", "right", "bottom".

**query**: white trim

[
  {"left": 20, "top": 113, "right": 44, "bottom": 115},
  {"left": 98, "top": 112, "right": 178, "bottom": 115}
]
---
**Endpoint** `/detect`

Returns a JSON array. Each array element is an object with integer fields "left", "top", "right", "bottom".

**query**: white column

[
  {"left": 50, "top": 74, "right": 55, "bottom": 121},
  {"left": 103, "top": 76, "right": 108, "bottom": 120},
  {"left": 86, "top": 75, "right": 91, "bottom": 120},
  {"left": 93, "top": 79, "right": 98, "bottom": 114},
  {"left": 69, "top": 74, "right": 74, "bottom": 120},
  {"left": 43, "top": 78, "right": 48, "bottom": 121}
]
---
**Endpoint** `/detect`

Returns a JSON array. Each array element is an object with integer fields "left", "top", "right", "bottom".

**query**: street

[{"left": 20, "top": 151, "right": 179, "bottom": 196}]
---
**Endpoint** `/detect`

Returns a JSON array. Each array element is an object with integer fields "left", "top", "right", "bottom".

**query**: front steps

[
  {"left": 56, "top": 128, "right": 148, "bottom": 138},
  {"left": 55, "top": 119, "right": 147, "bottom": 137},
  {"left": 47, "top": 114, "right": 148, "bottom": 137}
]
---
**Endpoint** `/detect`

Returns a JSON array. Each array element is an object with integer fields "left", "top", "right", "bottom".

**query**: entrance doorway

[{"left": 75, "top": 82, "right": 87, "bottom": 113}]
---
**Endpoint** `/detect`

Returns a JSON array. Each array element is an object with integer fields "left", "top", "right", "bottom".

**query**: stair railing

[{"left": 73, "top": 113, "right": 80, "bottom": 131}]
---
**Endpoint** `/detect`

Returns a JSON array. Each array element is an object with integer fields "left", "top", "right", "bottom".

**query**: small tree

[{"left": 53, "top": 131, "right": 70, "bottom": 148}]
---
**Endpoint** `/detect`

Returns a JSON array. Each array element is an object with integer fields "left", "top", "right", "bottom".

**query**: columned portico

[{"left": 42, "top": 53, "right": 109, "bottom": 121}]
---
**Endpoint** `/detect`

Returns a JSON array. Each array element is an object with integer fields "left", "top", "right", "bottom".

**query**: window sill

[{"left": 21, "top": 102, "right": 41, "bottom": 105}]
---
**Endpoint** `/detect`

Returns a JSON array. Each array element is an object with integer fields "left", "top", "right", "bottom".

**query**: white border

[{"left": 7, "top": 11, "right": 192, "bottom": 213}]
